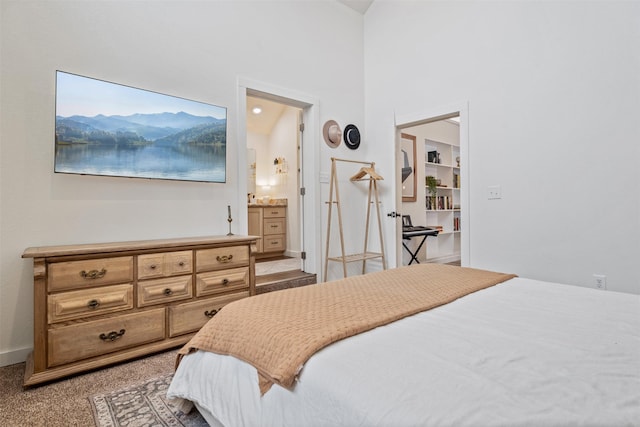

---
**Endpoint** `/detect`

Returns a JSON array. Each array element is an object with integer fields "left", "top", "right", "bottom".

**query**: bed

[{"left": 166, "top": 264, "right": 640, "bottom": 427}]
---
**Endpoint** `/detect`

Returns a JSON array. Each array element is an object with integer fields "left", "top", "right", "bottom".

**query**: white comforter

[{"left": 167, "top": 277, "right": 640, "bottom": 427}]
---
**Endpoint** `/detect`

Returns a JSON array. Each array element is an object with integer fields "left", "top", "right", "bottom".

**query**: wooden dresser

[
  {"left": 22, "top": 235, "right": 257, "bottom": 386},
  {"left": 248, "top": 205, "right": 287, "bottom": 258}
]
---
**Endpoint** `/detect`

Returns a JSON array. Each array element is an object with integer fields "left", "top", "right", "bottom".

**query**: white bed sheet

[{"left": 167, "top": 277, "right": 640, "bottom": 427}]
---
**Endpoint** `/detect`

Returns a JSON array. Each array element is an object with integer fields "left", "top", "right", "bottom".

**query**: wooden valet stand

[{"left": 324, "top": 157, "right": 386, "bottom": 280}]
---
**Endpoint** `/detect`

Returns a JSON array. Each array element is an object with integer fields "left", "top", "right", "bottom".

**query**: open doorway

[
  {"left": 245, "top": 92, "right": 316, "bottom": 291},
  {"left": 394, "top": 104, "right": 469, "bottom": 268}
]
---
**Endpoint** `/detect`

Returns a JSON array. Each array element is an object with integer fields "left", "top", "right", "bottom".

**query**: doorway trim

[
  {"left": 237, "top": 77, "right": 321, "bottom": 275},
  {"left": 394, "top": 101, "right": 470, "bottom": 266}
]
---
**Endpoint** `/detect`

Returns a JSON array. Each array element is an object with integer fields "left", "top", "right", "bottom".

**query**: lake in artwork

[{"left": 54, "top": 71, "right": 227, "bottom": 183}]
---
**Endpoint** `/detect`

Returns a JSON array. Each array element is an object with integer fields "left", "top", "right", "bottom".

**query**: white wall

[
  {"left": 8, "top": 0, "right": 635, "bottom": 368},
  {"left": 365, "top": 1, "right": 640, "bottom": 294},
  {"left": 0, "top": 0, "right": 364, "bottom": 365}
]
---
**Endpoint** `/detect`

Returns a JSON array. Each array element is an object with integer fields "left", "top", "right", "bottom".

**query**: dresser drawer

[
  {"left": 138, "top": 251, "right": 192, "bottom": 280},
  {"left": 196, "top": 246, "right": 249, "bottom": 272},
  {"left": 263, "top": 207, "right": 286, "bottom": 218},
  {"left": 263, "top": 218, "right": 285, "bottom": 235},
  {"left": 196, "top": 267, "right": 250, "bottom": 297},
  {"left": 48, "top": 257, "right": 133, "bottom": 292},
  {"left": 138, "top": 275, "right": 193, "bottom": 307},
  {"left": 48, "top": 284, "right": 133, "bottom": 324},
  {"left": 47, "top": 308, "right": 165, "bottom": 367},
  {"left": 263, "top": 235, "right": 286, "bottom": 252},
  {"left": 168, "top": 291, "right": 249, "bottom": 337}
]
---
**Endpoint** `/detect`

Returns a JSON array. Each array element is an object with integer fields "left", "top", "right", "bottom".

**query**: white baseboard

[
  {"left": 0, "top": 346, "right": 31, "bottom": 367},
  {"left": 284, "top": 250, "right": 300, "bottom": 258},
  {"left": 425, "top": 254, "right": 461, "bottom": 264}
]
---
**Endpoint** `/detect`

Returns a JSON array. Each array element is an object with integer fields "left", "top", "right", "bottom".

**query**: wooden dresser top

[{"left": 23, "top": 235, "right": 259, "bottom": 259}]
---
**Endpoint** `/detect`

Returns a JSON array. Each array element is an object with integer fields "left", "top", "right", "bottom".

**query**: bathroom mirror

[{"left": 247, "top": 148, "right": 256, "bottom": 195}]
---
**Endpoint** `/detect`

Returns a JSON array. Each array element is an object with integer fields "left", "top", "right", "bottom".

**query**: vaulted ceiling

[
  {"left": 337, "top": 0, "right": 373, "bottom": 14},
  {"left": 245, "top": 0, "right": 372, "bottom": 135}
]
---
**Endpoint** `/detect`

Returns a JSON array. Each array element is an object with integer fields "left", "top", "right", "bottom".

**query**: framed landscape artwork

[
  {"left": 54, "top": 71, "right": 227, "bottom": 183},
  {"left": 401, "top": 133, "right": 417, "bottom": 202}
]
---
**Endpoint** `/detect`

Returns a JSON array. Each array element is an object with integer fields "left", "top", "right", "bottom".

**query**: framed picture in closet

[{"left": 401, "top": 133, "right": 417, "bottom": 202}]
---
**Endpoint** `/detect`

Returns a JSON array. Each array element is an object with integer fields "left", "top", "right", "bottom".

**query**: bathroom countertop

[{"left": 248, "top": 198, "right": 287, "bottom": 207}]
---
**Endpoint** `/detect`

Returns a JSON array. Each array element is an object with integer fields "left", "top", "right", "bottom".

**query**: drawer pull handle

[
  {"left": 87, "top": 299, "right": 100, "bottom": 309},
  {"left": 163, "top": 288, "right": 173, "bottom": 296},
  {"left": 99, "top": 329, "right": 125, "bottom": 342},
  {"left": 221, "top": 278, "right": 229, "bottom": 285},
  {"left": 178, "top": 261, "right": 185, "bottom": 267},
  {"left": 204, "top": 309, "right": 219, "bottom": 318},
  {"left": 216, "top": 255, "right": 233, "bottom": 263},
  {"left": 270, "top": 225, "right": 278, "bottom": 228},
  {"left": 80, "top": 268, "right": 107, "bottom": 280},
  {"left": 149, "top": 264, "right": 157, "bottom": 270}
]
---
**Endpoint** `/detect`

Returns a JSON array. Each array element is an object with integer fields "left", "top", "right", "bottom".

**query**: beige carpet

[{"left": 0, "top": 349, "right": 178, "bottom": 426}]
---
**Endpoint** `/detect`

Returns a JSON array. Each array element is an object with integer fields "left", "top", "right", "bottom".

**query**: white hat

[{"left": 322, "top": 120, "right": 341, "bottom": 148}]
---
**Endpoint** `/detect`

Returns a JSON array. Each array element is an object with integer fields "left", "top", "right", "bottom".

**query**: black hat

[{"left": 343, "top": 124, "right": 360, "bottom": 150}]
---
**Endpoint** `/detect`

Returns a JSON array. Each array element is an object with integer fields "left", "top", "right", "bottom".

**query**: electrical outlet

[
  {"left": 487, "top": 185, "right": 502, "bottom": 200},
  {"left": 593, "top": 274, "right": 607, "bottom": 290}
]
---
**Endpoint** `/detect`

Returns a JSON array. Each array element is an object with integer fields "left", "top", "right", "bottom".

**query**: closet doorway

[{"left": 394, "top": 104, "right": 469, "bottom": 267}]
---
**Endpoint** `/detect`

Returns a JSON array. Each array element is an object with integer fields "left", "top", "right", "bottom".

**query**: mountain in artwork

[{"left": 55, "top": 112, "right": 226, "bottom": 144}]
